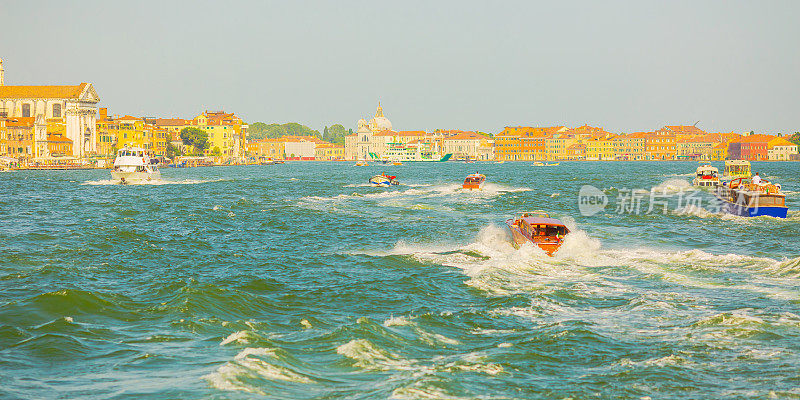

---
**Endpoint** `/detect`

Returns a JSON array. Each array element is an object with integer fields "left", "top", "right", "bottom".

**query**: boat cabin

[{"left": 724, "top": 160, "right": 751, "bottom": 178}]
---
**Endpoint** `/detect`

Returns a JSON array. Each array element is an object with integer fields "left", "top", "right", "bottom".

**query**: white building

[
  {"left": 767, "top": 137, "right": 799, "bottom": 161},
  {"left": 283, "top": 136, "right": 317, "bottom": 159},
  {"left": 353, "top": 102, "right": 394, "bottom": 160},
  {"left": 0, "top": 58, "right": 99, "bottom": 158},
  {"left": 443, "top": 131, "right": 494, "bottom": 160}
]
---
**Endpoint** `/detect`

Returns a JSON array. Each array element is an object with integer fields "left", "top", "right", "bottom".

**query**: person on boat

[{"left": 752, "top": 172, "right": 762, "bottom": 185}]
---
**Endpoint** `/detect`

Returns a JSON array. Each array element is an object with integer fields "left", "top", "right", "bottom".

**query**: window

[
  {"left": 22, "top": 104, "right": 31, "bottom": 118},
  {"left": 52, "top": 103, "right": 62, "bottom": 118}
]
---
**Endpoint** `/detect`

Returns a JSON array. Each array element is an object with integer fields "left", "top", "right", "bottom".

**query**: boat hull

[
  {"left": 716, "top": 197, "right": 788, "bottom": 218},
  {"left": 369, "top": 176, "right": 399, "bottom": 187},
  {"left": 111, "top": 170, "right": 161, "bottom": 184}
]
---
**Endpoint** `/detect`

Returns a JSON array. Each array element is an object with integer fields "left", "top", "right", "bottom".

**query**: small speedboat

[
  {"left": 392, "top": 161, "right": 403, "bottom": 166},
  {"left": 111, "top": 146, "right": 161, "bottom": 184},
  {"left": 506, "top": 211, "right": 570, "bottom": 256},
  {"left": 355, "top": 160, "right": 369, "bottom": 166},
  {"left": 533, "top": 162, "right": 545, "bottom": 166},
  {"left": 463, "top": 173, "right": 486, "bottom": 190},
  {"left": 369, "top": 174, "right": 399, "bottom": 187},
  {"left": 545, "top": 162, "right": 560, "bottom": 166},
  {"left": 692, "top": 164, "right": 720, "bottom": 187},
  {"left": 715, "top": 177, "right": 788, "bottom": 218}
]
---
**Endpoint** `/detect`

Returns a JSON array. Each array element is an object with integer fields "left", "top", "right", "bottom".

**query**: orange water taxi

[
  {"left": 463, "top": 173, "right": 486, "bottom": 190},
  {"left": 506, "top": 211, "right": 570, "bottom": 256}
]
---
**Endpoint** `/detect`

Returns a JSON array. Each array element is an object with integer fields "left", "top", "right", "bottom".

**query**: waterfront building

[
  {"left": 566, "top": 142, "right": 587, "bottom": 160},
  {"left": 545, "top": 135, "right": 578, "bottom": 161},
  {"left": 344, "top": 133, "right": 358, "bottom": 160},
  {"left": 659, "top": 125, "right": 707, "bottom": 137},
  {"left": 711, "top": 142, "right": 728, "bottom": 161},
  {"left": 314, "top": 143, "right": 345, "bottom": 161},
  {"left": 586, "top": 133, "right": 617, "bottom": 161},
  {"left": 0, "top": 116, "right": 35, "bottom": 158},
  {"left": 442, "top": 131, "right": 493, "bottom": 160},
  {"left": 351, "top": 103, "right": 395, "bottom": 160},
  {"left": 0, "top": 60, "right": 99, "bottom": 158},
  {"left": 190, "top": 111, "right": 247, "bottom": 160},
  {"left": 767, "top": 137, "right": 799, "bottom": 161},
  {"left": 613, "top": 133, "right": 647, "bottom": 160},
  {"left": 246, "top": 138, "right": 285, "bottom": 160},
  {"left": 675, "top": 133, "right": 720, "bottom": 161},
  {"left": 45, "top": 123, "right": 74, "bottom": 156},
  {"left": 728, "top": 134, "right": 772, "bottom": 161},
  {"left": 282, "top": 135, "right": 318, "bottom": 160},
  {"left": 645, "top": 129, "right": 677, "bottom": 160},
  {"left": 495, "top": 126, "right": 565, "bottom": 161}
]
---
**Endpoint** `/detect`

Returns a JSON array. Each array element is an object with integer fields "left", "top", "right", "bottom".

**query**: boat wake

[{"left": 82, "top": 178, "right": 225, "bottom": 186}]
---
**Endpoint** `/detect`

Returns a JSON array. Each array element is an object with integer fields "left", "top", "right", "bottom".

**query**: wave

[
  {"left": 299, "top": 183, "right": 532, "bottom": 204},
  {"left": 82, "top": 178, "right": 225, "bottom": 186},
  {"left": 203, "top": 347, "right": 314, "bottom": 395}
]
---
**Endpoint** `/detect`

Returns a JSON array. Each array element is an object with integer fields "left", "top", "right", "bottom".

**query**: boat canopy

[{"left": 520, "top": 216, "right": 567, "bottom": 228}]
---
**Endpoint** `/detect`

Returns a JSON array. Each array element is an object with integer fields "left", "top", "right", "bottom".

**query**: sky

[{"left": 1, "top": 0, "right": 799, "bottom": 134}]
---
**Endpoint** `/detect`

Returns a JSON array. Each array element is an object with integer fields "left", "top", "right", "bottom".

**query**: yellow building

[
  {"left": 545, "top": 135, "right": 577, "bottom": 161},
  {"left": 95, "top": 112, "right": 169, "bottom": 156},
  {"left": 613, "top": 133, "right": 647, "bottom": 160},
  {"left": 247, "top": 138, "right": 285, "bottom": 160},
  {"left": 711, "top": 142, "right": 728, "bottom": 161},
  {"left": 645, "top": 131, "right": 676, "bottom": 160},
  {"left": 767, "top": 137, "right": 799, "bottom": 161},
  {"left": 190, "top": 111, "right": 248, "bottom": 161},
  {"left": 314, "top": 143, "right": 345, "bottom": 160},
  {"left": 586, "top": 134, "right": 616, "bottom": 161}
]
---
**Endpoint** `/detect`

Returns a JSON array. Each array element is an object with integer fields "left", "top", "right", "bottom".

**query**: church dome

[
  {"left": 368, "top": 102, "right": 392, "bottom": 131},
  {"left": 369, "top": 116, "right": 392, "bottom": 132}
]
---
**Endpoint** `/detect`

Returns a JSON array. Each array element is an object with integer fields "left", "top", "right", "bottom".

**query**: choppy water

[{"left": 1, "top": 161, "right": 799, "bottom": 399}]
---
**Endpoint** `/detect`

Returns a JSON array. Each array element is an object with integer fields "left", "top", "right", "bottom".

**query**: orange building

[
  {"left": 495, "top": 126, "right": 565, "bottom": 161},
  {"left": 0, "top": 116, "right": 35, "bottom": 158}
]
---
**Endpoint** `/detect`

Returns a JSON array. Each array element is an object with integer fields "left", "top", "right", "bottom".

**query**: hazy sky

[{"left": 2, "top": 1, "right": 798, "bottom": 134}]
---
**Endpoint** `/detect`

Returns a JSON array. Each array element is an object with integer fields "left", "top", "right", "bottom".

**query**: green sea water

[{"left": 1, "top": 161, "right": 799, "bottom": 399}]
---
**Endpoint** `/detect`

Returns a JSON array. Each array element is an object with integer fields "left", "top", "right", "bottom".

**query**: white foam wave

[
  {"left": 83, "top": 178, "right": 224, "bottom": 186},
  {"left": 203, "top": 347, "right": 313, "bottom": 394},
  {"left": 650, "top": 178, "right": 693, "bottom": 194}
]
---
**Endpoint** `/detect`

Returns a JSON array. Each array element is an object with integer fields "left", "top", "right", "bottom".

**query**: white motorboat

[
  {"left": 111, "top": 146, "right": 161, "bottom": 184},
  {"left": 692, "top": 164, "right": 720, "bottom": 187}
]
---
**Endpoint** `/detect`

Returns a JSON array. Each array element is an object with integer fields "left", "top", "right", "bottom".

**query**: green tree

[
  {"left": 212, "top": 146, "right": 221, "bottom": 156},
  {"left": 179, "top": 127, "right": 210, "bottom": 155},
  {"left": 165, "top": 142, "right": 182, "bottom": 158},
  {"left": 790, "top": 132, "right": 800, "bottom": 146},
  {"left": 327, "top": 124, "right": 348, "bottom": 145}
]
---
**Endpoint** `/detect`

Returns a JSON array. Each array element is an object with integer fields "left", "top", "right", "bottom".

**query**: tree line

[{"left": 248, "top": 122, "right": 352, "bottom": 145}]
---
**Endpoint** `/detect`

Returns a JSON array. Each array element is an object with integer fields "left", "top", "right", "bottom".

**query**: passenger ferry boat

[
  {"left": 111, "top": 146, "right": 161, "bottom": 184},
  {"left": 692, "top": 164, "right": 720, "bottom": 187},
  {"left": 723, "top": 160, "right": 751, "bottom": 179},
  {"left": 715, "top": 177, "right": 788, "bottom": 218},
  {"left": 506, "top": 211, "right": 570, "bottom": 256},
  {"left": 462, "top": 173, "right": 486, "bottom": 190},
  {"left": 372, "top": 143, "right": 452, "bottom": 163},
  {"left": 369, "top": 173, "right": 399, "bottom": 187}
]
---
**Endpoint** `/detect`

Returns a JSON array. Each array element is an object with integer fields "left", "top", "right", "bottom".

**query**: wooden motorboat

[
  {"left": 506, "top": 211, "right": 570, "bottom": 256},
  {"left": 462, "top": 173, "right": 486, "bottom": 190}
]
